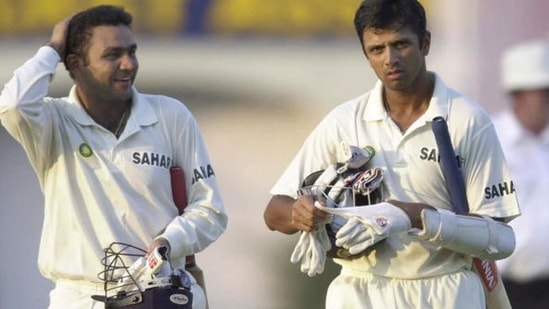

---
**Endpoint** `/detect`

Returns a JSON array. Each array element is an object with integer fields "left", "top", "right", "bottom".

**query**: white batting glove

[
  {"left": 334, "top": 202, "right": 412, "bottom": 255},
  {"left": 308, "top": 225, "right": 331, "bottom": 275},
  {"left": 290, "top": 231, "right": 310, "bottom": 267},
  {"left": 290, "top": 225, "right": 331, "bottom": 277}
]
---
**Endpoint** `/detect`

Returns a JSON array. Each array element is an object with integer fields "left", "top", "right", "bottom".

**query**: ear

[
  {"left": 421, "top": 31, "right": 431, "bottom": 56},
  {"left": 65, "top": 54, "right": 83, "bottom": 74}
]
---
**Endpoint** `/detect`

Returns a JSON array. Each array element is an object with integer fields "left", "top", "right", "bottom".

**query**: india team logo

[{"left": 79, "top": 143, "right": 93, "bottom": 158}]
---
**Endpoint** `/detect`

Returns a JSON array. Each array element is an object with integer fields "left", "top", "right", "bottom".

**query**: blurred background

[{"left": 0, "top": 0, "right": 547, "bottom": 308}]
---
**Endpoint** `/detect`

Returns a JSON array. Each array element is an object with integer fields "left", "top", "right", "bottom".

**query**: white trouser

[
  {"left": 326, "top": 268, "right": 485, "bottom": 309},
  {"left": 49, "top": 274, "right": 206, "bottom": 309}
]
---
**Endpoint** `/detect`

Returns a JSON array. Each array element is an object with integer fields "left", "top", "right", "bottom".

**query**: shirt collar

[
  {"left": 67, "top": 86, "right": 158, "bottom": 128},
  {"left": 423, "top": 72, "right": 450, "bottom": 122},
  {"left": 499, "top": 110, "right": 523, "bottom": 145},
  {"left": 362, "top": 72, "right": 450, "bottom": 124},
  {"left": 500, "top": 109, "right": 549, "bottom": 145}
]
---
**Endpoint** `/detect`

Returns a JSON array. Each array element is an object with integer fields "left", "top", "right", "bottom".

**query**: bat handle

[{"left": 431, "top": 117, "right": 469, "bottom": 214}]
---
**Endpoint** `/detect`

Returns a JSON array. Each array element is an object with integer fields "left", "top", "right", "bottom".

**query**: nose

[
  {"left": 120, "top": 53, "right": 138, "bottom": 71},
  {"left": 384, "top": 47, "right": 399, "bottom": 66}
]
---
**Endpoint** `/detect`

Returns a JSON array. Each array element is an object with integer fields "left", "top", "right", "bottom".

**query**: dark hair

[
  {"left": 354, "top": 0, "right": 427, "bottom": 46},
  {"left": 64, "top": 5, "right": 132, "bottom": 69}
]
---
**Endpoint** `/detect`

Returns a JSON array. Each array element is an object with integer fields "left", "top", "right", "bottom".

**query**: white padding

[{"left": 411, "top": 209, "right": 515, "bottom": 260}]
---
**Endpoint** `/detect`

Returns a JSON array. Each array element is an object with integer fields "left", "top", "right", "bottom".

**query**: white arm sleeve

[{"left": 410, "top": 209, "right": 516, "bottom": 260}]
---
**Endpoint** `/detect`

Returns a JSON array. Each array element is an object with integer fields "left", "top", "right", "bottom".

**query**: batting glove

[
  {"left": 334, "top": 202, "right": 412, "bottom": 255},
  {"left": 290, "top": 224, "right": 331, "bottom": 277}
]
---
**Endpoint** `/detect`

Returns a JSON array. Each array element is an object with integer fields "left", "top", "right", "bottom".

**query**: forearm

[
  {"left": 160, "top": 200, "right": 228, "bottom": 259},
  {"left": 386, "top": 200, "right": 435, "bottom": 229},
  {"left": 264, "top": 195, "right": 299, "bottom": 235},
  {"left": 411, "top": 208, "right": 516, "bottom": 260},
  {"left": 0, "top": 46, "right": 60, "bottom": 155},
  {"left": 0, "top": 46, "right": 59, "bottom": 118},
  {"left": 387, "top": 200, "right": 515, "bottom": 260},
  {"left": 2, "top": 13, "right": 70, "bottom": 113}
]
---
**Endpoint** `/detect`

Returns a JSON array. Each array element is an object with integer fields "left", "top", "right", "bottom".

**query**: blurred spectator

[{"left": 493, "top": 39, "right": 549, "bottom": 309}]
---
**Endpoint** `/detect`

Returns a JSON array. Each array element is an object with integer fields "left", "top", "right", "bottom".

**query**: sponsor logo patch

[{"left": 484, "top": 180, "right": 515, "bottom": 199}]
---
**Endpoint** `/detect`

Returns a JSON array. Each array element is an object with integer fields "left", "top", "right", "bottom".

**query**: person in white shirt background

[{"left": 493, "top": 39, "right": 549, "bottom": 309}]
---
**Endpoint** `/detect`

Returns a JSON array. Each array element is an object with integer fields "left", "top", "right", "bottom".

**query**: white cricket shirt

[
  {"left": 271, "top": 73, "right": 520, "bottom": 279},
  {"left": 0, "top": 47, "right": 227, "bottom": 283}
]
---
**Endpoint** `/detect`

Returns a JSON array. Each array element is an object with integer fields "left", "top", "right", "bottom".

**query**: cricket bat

[
  {"left": 170, "top": 166, "right": 209, "bottom": 309},
  {"left": 431, "top": 116, "right": 511, "bottom": 309}
]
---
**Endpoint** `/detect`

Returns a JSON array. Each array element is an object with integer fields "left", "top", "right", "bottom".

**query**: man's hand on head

[{"left": 46, "top": 14, "right": 74, "bottom": 59}]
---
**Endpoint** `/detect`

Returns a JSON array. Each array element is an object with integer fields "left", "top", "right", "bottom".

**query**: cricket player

[
  {"left": 0, "top": 5, "right": 227, "bottom": 308},
  {"left": 264, "top": 0, "right": 520, "bottom": 308}
]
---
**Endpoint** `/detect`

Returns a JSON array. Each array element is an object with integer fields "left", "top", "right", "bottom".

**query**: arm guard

[{"left": 410, "top": 209, "right": 515, "bottom": 261}]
